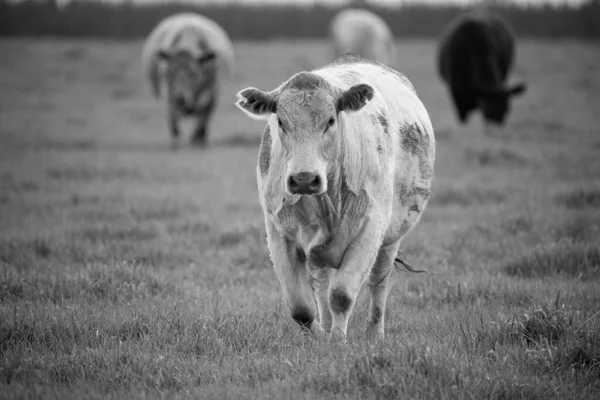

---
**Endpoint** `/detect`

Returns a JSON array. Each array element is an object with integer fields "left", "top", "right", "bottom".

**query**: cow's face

[
  {"left": 236, "top": 72, "right": 373, "bottom": 196},
  {"left": 477, "top": 83, "right": 527, "bottom": 125},
  {"left": 159, "top": 50, "right": 217, "bottom": 113}
]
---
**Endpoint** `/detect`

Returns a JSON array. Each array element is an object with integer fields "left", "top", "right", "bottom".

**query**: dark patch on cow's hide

[
  {"left": 396, "top": 181, "right": 412, "bottom": 203},
  {"left": 330, "top": 287, "right": 352, "bottom": 314},
  {"left": 370, "top": 307, "right": 382, "bottom": 325},
  {"left": 413, "top": 187, "right": 431, "bottom": 199},
  {"left": 409, "top": 203, "right": 421, "bottom": 213},
  {"left": 258, "top": 125, "right": 272, "bottom": 176},
  {"left": 292, "top": 306, "right": 314, "bottom": 329},
  {"left": 377, "top": 114, "right": 389, "bottom": 135},
  {"left": 420, "top": 162, "right": 434, "bottom": 181},
  {"left": 400, "top": 123, "right": 425, "bottom": 156}
]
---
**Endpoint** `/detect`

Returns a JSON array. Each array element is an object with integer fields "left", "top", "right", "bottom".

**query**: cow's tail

[{"left": 393, "top": 252, "right": 430, "bottom": 274}]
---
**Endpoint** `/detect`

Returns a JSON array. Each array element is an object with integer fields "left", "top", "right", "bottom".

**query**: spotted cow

[{"left": 235, "top": 55, "right": 435, "bottom": 342}]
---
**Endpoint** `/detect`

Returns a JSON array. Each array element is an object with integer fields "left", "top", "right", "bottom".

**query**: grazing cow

[
  {"left": 330, "top": 8, "right": 397, "bottom": 66},
  {"left": 142, "top": 13, "right": 235, "bottom": 147},
  {"left": 235, "top": 54, "right": 435, "bottom": 342},
  {"left": 437, "top": 11, "right": 526, "bottom": 128}
]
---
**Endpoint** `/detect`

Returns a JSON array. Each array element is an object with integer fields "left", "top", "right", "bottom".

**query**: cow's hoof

[{"left": 329, "top": 327, "right": 347, "bottom": 344}]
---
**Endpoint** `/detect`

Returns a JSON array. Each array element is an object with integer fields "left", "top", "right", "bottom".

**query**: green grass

[{"left": 0, "top": 38, "right": 599, "bottom": 399}]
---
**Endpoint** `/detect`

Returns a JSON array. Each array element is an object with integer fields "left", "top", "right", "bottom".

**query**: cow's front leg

[
  {"left": 191, "top": 98, "right": 215, "bottom": 147},
  {"left": 308, "top": 265, "right": 332, "bottom": 332},
  {"left": 266, "top": 222, "right": 323, "bottom": 335},
  {"left": 191, "top": 116, "right": 208, "bottom": 147},
  {"left": 328, "top": 218, "right": 382, "bottom": 343},
  {"left": 169, "top": 108, "right": 181, "bottom": 150}
]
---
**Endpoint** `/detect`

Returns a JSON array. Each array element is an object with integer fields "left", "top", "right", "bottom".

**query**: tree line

[{"left": 0, "top": 0, "right": 598, "bottom": 39}]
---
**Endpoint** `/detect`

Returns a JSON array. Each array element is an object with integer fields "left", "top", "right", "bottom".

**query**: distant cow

[
  {"left": 437, "top": 11, "right": 526, "bottom": 127},
  {"left": 330, "top": 8, "right": 397, "bottom": 66},
  {"left": 235, "top": 55, "right": 435, "bottom": 342},
  {"left": 142, "top": 13, "right": 235, "bottom": 147}
]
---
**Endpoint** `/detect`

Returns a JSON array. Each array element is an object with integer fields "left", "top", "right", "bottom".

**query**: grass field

[{"left": 1, "top": 38, "right": 599, "bottom": 399}]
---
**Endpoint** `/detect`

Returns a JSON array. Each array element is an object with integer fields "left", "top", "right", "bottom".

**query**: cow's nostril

[
  {"left": 287, "top": 175, "right": 299, "bottom": 191},
  {"left": 309, "top": 175, "right": 321, "bottom": 190}
]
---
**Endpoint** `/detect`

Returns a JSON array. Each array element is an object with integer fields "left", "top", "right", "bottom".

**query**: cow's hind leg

[
  {"left": 266, "top": 223, "right": 323, "bottom": 336},
  {"left": 366, "top": 240, "right": 400, "bottom": 341},
  {"left": 169, "top": 109, "right": 180, "bottom": 150}
]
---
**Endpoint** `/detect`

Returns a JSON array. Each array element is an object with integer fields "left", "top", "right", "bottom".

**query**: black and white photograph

[{"left": 1, "top": 0, "right": 599, "bottom": 398}]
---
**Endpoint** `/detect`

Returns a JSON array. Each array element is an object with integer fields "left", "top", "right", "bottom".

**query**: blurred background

[{"left": 1, "top": 0, "right": 598, "bottom": 39}]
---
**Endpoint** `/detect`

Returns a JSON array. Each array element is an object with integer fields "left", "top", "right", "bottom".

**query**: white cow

[
  {"left": 142, "top": 13, "right": 235, "bottom": 147},
  {"left": 330, "top": 8, "right": 397, "bottom": 67},
  {"left": 235, "top": 54, "right": 435, "bottom": 342}
]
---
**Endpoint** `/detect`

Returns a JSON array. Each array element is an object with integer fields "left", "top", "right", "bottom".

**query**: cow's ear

[
  {"left": 235, "top": 87, "right": 277, "bottom": 120},
  {"left": 337, "top": 84, "right": 374, "bottom": 113},
  {"left": 508, "top": 82, "right": 527, "bottom": 97},
  {"left": 157, "top": 50, "right": 172, "bottom": 61}
]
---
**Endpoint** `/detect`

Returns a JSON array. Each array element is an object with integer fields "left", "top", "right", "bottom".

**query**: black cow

[{"left": 437, "top": 12, "right": 526, "bottom": 127}]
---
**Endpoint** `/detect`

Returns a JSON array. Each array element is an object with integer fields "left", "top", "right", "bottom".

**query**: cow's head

[
  {"left": 236, "top": 72, "right": 374, "bottom": 196},
  {"left": 475, "top": 82, "right": 527, "bottom": 125},
  {"left": 158, "top": 49, "right": 217, "bottom": 113}
]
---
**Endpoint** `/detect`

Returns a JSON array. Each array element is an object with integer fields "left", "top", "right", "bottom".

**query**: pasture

[{"left": 0, "top": 38, "right": 599, "bottom": 399}]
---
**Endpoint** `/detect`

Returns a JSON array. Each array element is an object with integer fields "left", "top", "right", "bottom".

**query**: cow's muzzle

[{"left": 287, "top": 172, "right": 323, "bottom": 195}]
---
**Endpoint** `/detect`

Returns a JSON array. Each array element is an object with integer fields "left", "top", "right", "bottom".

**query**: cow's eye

[
  {"left": 324, "top": 117, "right": 335, "bottom": 133},
  {"left": 277, "top": 118, "right": 283, "bottom": 128}
]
